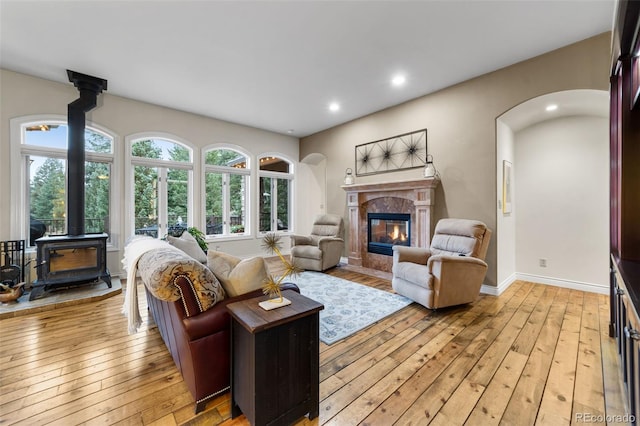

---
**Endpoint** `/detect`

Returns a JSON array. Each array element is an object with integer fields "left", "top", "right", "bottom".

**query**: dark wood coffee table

[{"left": 227, "top": 289, "right": 324, "bottom": 426}]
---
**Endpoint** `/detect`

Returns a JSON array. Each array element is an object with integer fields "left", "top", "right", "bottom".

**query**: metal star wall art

[{"left": 355, "top": 129, "right": 427, "bottom": 176}]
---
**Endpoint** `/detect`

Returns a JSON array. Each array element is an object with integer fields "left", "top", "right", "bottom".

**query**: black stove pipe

[{"left": 66, "top": 70, "right": 107, "bottom": 236}]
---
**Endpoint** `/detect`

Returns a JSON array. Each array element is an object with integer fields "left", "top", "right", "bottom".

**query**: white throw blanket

[{"left": 121, "top": 236, "right": 182, "bottom": 334}]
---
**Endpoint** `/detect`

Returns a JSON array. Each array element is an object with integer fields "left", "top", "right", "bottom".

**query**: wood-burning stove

[
  {"left": 30, "top": 70, "right": 110, "bottom": 301},
  {"left": 31, "top": 233, "right": 111, "bottom": 300}
]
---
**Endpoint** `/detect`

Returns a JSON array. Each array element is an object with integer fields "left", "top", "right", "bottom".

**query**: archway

[
  {"left": 296, "top": 153, "right": 327, "bottom": 235},
  {"left": 495, "top": 89, "right": 609, "bottom": 294}
]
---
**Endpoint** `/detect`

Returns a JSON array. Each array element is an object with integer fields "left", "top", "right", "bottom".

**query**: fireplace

[
  {"left": 31, "top": 70, "right": 110, "bottom": 300},
  {"left": 342, "top": 178, "right": 439, "bottom": 272},
  {"left": 368, "top": 213, "right": 411, "bottom": 256}
]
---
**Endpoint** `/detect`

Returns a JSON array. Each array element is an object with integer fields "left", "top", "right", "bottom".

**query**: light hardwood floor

[{"left": 0, "top": 265, "right": 628, "bottom": 425}]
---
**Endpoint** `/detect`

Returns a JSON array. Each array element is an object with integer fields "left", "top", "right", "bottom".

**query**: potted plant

[{"left": 186, "top": 227, "right": 208, "bottom": 253}]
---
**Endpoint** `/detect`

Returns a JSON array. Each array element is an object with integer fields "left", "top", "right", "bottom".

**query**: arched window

[
  {"left": 11, "top": 118, "right": 115, "bottom": 246},
  {"left": 203, "top": 147, "right": 250, "bottom": 237},
  {"left": 258, "top": 154, "right": 293, "bottom": 233},
  {"left": 128, "top": 136, "right": 193, "bottom": 239}
]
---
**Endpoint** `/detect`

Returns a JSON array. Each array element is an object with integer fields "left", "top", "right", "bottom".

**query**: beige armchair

[
  {"left": 392, "top": 218, "right": 492, "bottom": 309},
  {"left": 290, "top": 214, "right": 345, "bottom": 271}
]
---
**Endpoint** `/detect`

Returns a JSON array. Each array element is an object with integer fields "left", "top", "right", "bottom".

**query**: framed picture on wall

[{"left": 502, "top": 160, "right": 513, "bottom": 214}]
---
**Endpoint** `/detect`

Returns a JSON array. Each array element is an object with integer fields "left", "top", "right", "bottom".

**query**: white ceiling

[
  {"left": 0, "top": 1, "right": 615, "bottom": 138},
  {"left": 499, "top": 89, "right": 610, "bottom": 132}
]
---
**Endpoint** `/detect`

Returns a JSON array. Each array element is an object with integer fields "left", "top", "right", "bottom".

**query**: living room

[
  {"left": 2, "top": 1, "right": 638, "bottom": 425},
  {"left": 0, "top": 2, "right": 614, "bottom": 295}
]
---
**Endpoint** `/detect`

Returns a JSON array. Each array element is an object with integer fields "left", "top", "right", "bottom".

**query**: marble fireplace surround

[{"left": 341, "top": 178, "right": 440, "bottom": 272}]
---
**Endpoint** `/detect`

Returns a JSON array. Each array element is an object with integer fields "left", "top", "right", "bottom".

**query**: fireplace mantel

[
  {"left": 341, "top": 177, "right": 440, "bottom": 270},
  {"left": 340, "top": 177, "right": 439, "bottom": 194}
]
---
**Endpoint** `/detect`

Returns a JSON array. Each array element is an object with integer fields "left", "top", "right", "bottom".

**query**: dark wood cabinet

[
  {"left": 610, "top": 3, "right": 640, "bottom": 263},
  {"left": 227, "top": 290, "right": 324, "bottom": 426},
  {"left": 610, "top": 2, "right": 640, "bottom": 424},
  {"left": 612, "top": 260, "right": 640, "bottom": 424}
]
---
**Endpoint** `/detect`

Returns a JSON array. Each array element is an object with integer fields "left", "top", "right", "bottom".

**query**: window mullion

[
  {"left": 223, "top": 173, "right": 230, "bottom": 235},
  {"left": 158, "top": 168, "right": 168, "bottom": 237},
  {"left": 271, "top": 178, "right": 277, "bottom": 231},
  {"left": 206, "top": 164, "right": 250, "bottom": 175},
  {"left": 85, "top": 152, "right": 113, "bottom": 162},
  {"left": 131, "top": 157, "right": 192, "bottom": 170},
  {"left": 25, "top": 157, "right": 33, "bottom": 242}
]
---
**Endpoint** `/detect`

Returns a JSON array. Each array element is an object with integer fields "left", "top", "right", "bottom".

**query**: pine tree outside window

[
  {"left": 18, "top": 120, "right": 114, "bottom": 246},
  {"left": 130, "top": 137, "right": 193, "bottom": 239},
  {"left": 204, "top": 147, "right": 249, "bottom": 237},
  {"left": 258, "top": 155, "right": 293, "bottom": 233}
]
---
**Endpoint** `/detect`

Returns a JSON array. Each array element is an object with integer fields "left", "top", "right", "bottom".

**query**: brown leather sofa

[{"left": 141, "top": 250, "right": 298, "bottom": 413}]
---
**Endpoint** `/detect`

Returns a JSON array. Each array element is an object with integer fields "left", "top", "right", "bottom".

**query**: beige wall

[
  {"left": 496, "top": 119, "right": 516, "bottom": 287},
  {"left": 299, "top": 33, "right": 611, "bottom": 286},
  {"left": 515, "top": 116, "right": 609, "bottom": 291},
  {"left": 0, "top": 69, "right": 299, "bottom": 276}
]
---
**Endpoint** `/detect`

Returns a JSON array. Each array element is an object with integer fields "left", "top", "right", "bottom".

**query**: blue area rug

[{"left": 289, "top": 271, "right": 413, "bottom": 345}]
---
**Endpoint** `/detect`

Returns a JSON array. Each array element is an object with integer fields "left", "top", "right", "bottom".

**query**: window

[
  {"left": 203, "top": 147, "right": 249, "bottom": 237},
  {"left": 258, "top": 155, "right": 293, "bottom": 233},
  {"left": 16, "top": 120, "right": 114, "bottom": 246},
  {"left": 129, "top": 137, "right": 193, "bottom": 239}
]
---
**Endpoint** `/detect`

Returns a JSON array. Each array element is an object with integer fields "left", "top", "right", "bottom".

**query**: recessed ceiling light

[
  {"left": 329, "top": 102, "right": 340, "bottom": 112},
  {"left": 287, "top": 129, "right": 294, "bottom": 134},
  {"left": 545, "top": 104, "right": 558, "bottom": 112},
  {"left": 391, "top": 74, "right": 406, "bottom": 86}
]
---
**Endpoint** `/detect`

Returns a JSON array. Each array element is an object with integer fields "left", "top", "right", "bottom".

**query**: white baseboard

[
  {"left": 480, "top": 272, "right": 608, "bottom": 296},
  {"left": 481, "top": 273, "right": 517, "bottom": 296},
  {"left": 515, "top": 273, "right": 608, "bottom": 295}
]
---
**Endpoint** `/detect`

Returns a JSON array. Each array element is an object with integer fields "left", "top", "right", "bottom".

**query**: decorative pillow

[
  {"left": 138, "top": 248, "right": 225, "bottom": 313},
  {"left": 167, "top": 231, "right": 207, "bottom": 264},
  {"left": 207, "top": 250, "right": 268, "bottom": 297}
]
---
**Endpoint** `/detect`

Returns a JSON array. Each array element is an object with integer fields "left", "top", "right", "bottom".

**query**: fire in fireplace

[{"left": 367, "top": 213, "right": 411, "bottom": 256}]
